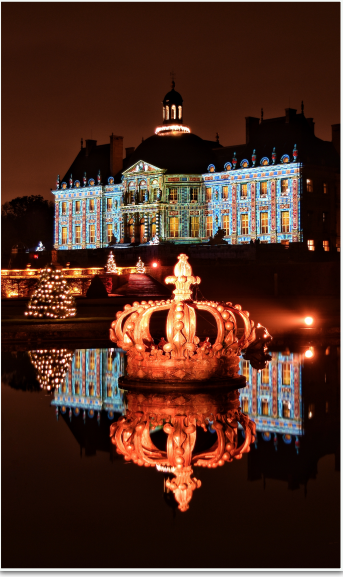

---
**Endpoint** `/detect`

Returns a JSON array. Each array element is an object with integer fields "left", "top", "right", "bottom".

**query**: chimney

[
  {"left": 85, "top": 139, "right": 97, "bottom": 156},
  {"left": 306, "top": 117, "right": 315, "bottom": 135},
  {"left": 285, "top": 108, "right": 297, "bottom": 124},
  {"left": 125, "top": 146, "right": 135, "bottom": 159},
  {"left": 245, "top": 117, "right": 260, "bottom": 144},
  {"left": 110, "top": 134, "right": 123, "bottom": 176},
  {"left": 332, "top": 124, "right": 340, "bottom": 154}
]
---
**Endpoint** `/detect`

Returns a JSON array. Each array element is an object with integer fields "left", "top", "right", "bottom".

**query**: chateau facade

[{"left": 52, "top": 84, "right": 340, "bottom": 251}]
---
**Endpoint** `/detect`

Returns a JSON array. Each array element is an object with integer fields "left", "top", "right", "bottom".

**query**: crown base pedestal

[{"left": 119, "top": 375, "right": 246, "bottom": 392}]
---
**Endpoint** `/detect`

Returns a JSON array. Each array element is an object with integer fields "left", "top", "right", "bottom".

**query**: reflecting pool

[{"left": 1, "top": 343, "right": 340, "bottom": 569}]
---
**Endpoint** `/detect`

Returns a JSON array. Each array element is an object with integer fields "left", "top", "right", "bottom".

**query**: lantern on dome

[{"left": 110, "top": 254, "right": 271, "bottom": 385}]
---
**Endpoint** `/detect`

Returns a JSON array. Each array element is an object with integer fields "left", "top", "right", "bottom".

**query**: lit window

[
  {"left": 75, "top": 225, "right": 81, "bottom": 244},
  {"left": 336, "top": 243, "right": 340, "bottom": 252},
  {"left": 261, "top": 400, "right": 269, "bottom": 416},
  {"left": 190, "top": 217, "right": 199, "bottom": 238},
  {"left": 282, "top": 362, "right": 291, "bottom": 385},
  {"left": 171, "top": 105, "right": 176, "bottom": 120},
  {"left": 241, "top": 184, "right": 248, "bottom": 198},
  {"left": 204, "top": 216, "right": 212, "bottom": 237},
  {"left": 107, "top": 198, "right": 113, "bottom": 211},
  {"left": 282, "top": 403, "right": 291, "bottom": 419},
  {"left": 89, "top": 350, "right": 95, "bottom": 370},
  {"left": 61, "top": 202, "right": 67, "bottom": 215},
  {"left": 326, "top": 401, "right": 329, "bottom": 413},
  {"left": 178, "top": 105, "right": 182, "bottom": 119},
  {"left": 222, "top": 186, "right": 228, "bottom": 200},
  {"left": 75, "top": 201, "right": 81, "bottom": 213},
  {"left": 107, "top": 353, "right": 112, "bottom": 371},
  {"left": 260, "top": 212, "right": 268, "bottom": 234},
  {"left": 129, "top": 218, "right": 134, "bottom": 238},
  {"left": 306, "top": 179, "right": 313, "bottom": 192},
  {"left": 323, "top": 240, "right": 330, "bottom": 251},
  {"left": 260, "top": 182, "right": 268, "bottom": 196},
  {"left": 89, "top": 382, "right": 95, "bottom": 396},
  {"left": 206, "top": 188, "right": 212, "bottom": 202},
  {"left": 262, "top": 367, "right": 269, "bottom": 384},
  {"left": 169, "top": 188, "right": 177, "bottom": 202},
  {"left": 323, "top": 183, "right": 328, "bottom": 194},
  {"left": 151, "top": 217, "right": 156, "bottom": 237},
  {"left": 107, "top": 224, "right": 113, "bottom": 243},
  {"left": 89, "top": 199, "right": 95, "bottom": 211},
  {"left": 222, "top": 215, "right": 229, "bottom": 236},
  {"left": 281, "top": 211, "right": 290, "bottom": 233},
  {"left": 163, "top": 107, "right": 165, "bottom": 120},
  {"left": 75, "top": 351, "right": 81, "bottom": 369},
  {"left": 62, "top": 227, "right": 68, "bottom": 245},
  {"left": 89, "top": 224, "right": 95, "bottom": 243},
  {"left": 242, "top": 398, "right": 249, "bottom": 413},
  {"left": 190, "top": 187, "right": 198, "bottom": 202},
  {"left": 75, "top": 381, "right": 80, "bottom": 395},
  {"left": 281, "top": 179, "right": 289, "bottom": 194},
  {"left": 241, "top": 214, "right": 249, "bottom": 235},
  {"left": 107, "top": 384, "right": 112, "bottom": 398},
  {"left": 308, "top": 403, "right": 315, "bottom": 419},
  {"left": 242, "top": 360, "right": 250, "bottom": 383},
  {"left": 169, "top": 217, "right": 179, "bottom": 238},
  {"left": 307, "top": 239, "right": 315, "bottom": 251},
  {"left": 165, "top": 106, "right": 169, "bottom": 120}
]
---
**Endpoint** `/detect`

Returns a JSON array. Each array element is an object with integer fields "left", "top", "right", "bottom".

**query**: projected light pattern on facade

[
  {"left": 239, "top": 352, "right": 303, "bottom": 440},
  {"left": 51, "top": 348, "right": 125, "bottom": 419},
  {"left": 52, "top": 161, "right": 301, "bottom": 248}
]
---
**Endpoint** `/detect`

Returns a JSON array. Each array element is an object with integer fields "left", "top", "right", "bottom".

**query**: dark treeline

[{"left": 1, "top": 195, "right": 54, "bottom": 258}]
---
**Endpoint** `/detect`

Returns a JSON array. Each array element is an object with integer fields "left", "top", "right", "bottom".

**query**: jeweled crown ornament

[{"left": 110, "top": 254, "right": 268, "bottom": 384}]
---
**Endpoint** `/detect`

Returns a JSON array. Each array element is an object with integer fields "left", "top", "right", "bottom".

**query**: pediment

[{"left": 123, "top": 160, "right": 166, "bottom": 175}]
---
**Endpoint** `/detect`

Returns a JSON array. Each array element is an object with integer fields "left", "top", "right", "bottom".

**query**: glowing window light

[
  {"left": 304, "top": 316, "right": 313, "bottom": 326},
  {"left": 155, "top": 124, "right": 190, "bottom": 135}
]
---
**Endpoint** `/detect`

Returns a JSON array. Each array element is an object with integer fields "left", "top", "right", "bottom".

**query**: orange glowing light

[
  {"left": 304, "top": 316, "right": 314, "bottom": 326},
  {"left": 152, "top": 262, "right": 158, "bottom": 268},
  {"left": 305, "top": 348, "right": 314, "bottom": 359}
]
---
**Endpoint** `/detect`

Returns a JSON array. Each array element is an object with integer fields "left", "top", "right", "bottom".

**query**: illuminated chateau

[{"left": 52, "top": 84, "right": 340, "bottom": 251}]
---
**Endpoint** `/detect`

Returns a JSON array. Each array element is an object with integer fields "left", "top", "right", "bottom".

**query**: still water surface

[{"left": 1, "top": 343, "right": 340, "bottom": 569}]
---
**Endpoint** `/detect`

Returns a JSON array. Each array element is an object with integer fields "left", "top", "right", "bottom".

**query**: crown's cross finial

[
  {"left": 165, "top": 254, "right": 200, "bottom": 301},
  {"left": 170, "top": 69, "right": 176, "bottom": 89}
]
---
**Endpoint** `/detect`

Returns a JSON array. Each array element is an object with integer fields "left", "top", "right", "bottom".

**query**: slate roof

[{"left": 61, "top": 143, "right": 111, "bottom": 185}]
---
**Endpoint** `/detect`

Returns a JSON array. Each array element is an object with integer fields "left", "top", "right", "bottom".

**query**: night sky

[{"left": 2, "top": 2, "right": 340, "bottom": 204}]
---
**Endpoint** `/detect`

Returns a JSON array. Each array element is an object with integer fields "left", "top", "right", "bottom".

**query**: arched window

[
  {"left": 166, "top": 106, "right": 169, "bottom": 120},
  {"left": 129, "top": 218, "right": 134, "bottom": 238},
  {"left": 178, "top": 106, "right": 182, "bottom": 119},
  {"left": 163, "top": 107, "right": 166, "bottom": 120},
  {"left": 171, "top": 105, "right": 176, "bottom": 120}
]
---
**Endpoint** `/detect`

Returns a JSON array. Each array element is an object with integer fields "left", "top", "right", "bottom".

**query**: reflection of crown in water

[
  {"left": 110, "top": 254, "right": 263, "bottom": 383},
  {"left": 110, "top": 390, "right": 256, "bottom": 511}
]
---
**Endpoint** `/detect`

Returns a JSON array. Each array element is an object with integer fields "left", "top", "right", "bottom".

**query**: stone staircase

[{"left": 112, "top": 273, "right": 171, "bottom": 298}]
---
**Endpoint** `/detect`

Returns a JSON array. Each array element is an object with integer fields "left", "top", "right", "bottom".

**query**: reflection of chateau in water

[
  {"left": 51, "top": 348, "right": 125, "bottom": 419},
  {"left": 239, "top": 352, "right": 302, "bottom": 445}
]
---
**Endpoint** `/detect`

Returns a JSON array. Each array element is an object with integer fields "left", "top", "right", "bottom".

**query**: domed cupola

[
  {"left": 162, "top": 81, "right": 183, "bottom": 125},
  {"left": 155, "top": 82, "right": 190, "bottom": 136}
]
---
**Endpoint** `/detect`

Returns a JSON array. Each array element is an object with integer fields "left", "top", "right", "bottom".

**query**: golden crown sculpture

[
  {"left": 110, "top": 254, "right": 268, "bottom": 384},
  {"left": 110, "top": 389, "right": 256, "bottom": 512}
]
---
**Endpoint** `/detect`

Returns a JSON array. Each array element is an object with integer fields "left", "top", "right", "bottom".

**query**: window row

[
  {"left": 306, "top": 179, "right": 329, "bottom": 194},
  {"left": 241, "top": 397, "right": 292, "bottom": 419},
  {"left": 163, "top": 105, "right": 182, "bottom": 120},
  {"left": 307, "top": 239, "right": 331, "bottom": 252},
  {"left": 61, "top": 224, "right": 96, "bottom": 244},
  {"left": 205, "top": 179, "right": 291, "bottom": 202},
  {"left": 74, "top": 350, "right": 117, "bottom": 373},
  {"left": 242, "top": 359, "right": 291, "bottom": 385},
  {"left": 168, "top": 211, "right": 290, "bottom": 238},
  {"left": 61, "top": 198, "right": 117, "bottom": 215}
]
